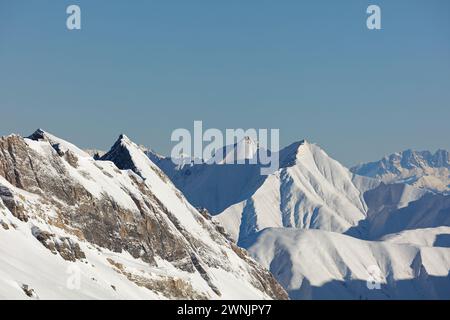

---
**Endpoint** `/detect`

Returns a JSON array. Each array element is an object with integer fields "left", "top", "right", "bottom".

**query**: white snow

[
  {"left": 246, "top": 228, "right": 450, "bottom": 299},
  {"left": 211, "top": 141, "right": 378, "bottom": 242}
]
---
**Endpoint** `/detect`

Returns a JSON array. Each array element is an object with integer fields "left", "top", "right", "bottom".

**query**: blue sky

[{"left": 0, "top": 0, "right": 449, "bottom": 166}]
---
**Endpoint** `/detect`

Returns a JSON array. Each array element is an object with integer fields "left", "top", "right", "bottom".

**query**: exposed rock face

[
  {"left": 106, "top": 257, "right": 208, "bottom": 299},
  {"left": 21, "top": 284, "right": 38, "bottom": 299},
  {"left": 0, "top": 130, "right": 287, "bottom": 300},
  {"left": 0, "top": 220, "right": 8, "bottom": 230},
  {"left": 32, "top": 226, "right": 86, "bottom": 262}
]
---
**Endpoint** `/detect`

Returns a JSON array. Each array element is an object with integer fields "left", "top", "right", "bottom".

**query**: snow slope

[
  {"left": 0, "top": 130, "right": 287, "bottom": 300},
  {"left": 365, "top": 190, "right": 450, "bottom": 240},
  {"left": 382, "top": 227, "right": 450, "bottom": 248},
  {"left": 245, "top": 228, "right": 450, "bottom": 300}
]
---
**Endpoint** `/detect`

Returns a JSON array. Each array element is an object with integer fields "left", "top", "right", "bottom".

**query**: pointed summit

[
  {"left": 210, "top": 136, "right": 262, "bottom": 164},
  {"left": 101, "top": 133, "right": 170, "bottom": 187},
  {"left": 27, "top": 128, "right": 47, "bottom": 141},
  {"left": 279, "top": 139, "right": 309, "bottom": 168},
  {"left": 101, "top": 134, "right": 142, "bottom": 173},
  {"left": 27, "top": 129, "right": 89, "bottom": 158},
  {"left": 225, "top": 136, "right": 259, "bottom": 163},
  {"left": 117, "top": 133, "right": 132, "bottom": 143}
]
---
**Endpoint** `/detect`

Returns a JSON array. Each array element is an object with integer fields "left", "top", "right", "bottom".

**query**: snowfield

[{"left": 245, "top": 228, "right": 450, "bottom": 299}]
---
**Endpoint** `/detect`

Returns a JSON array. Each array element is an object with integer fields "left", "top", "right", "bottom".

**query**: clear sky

[{"left": 1, "top": 0, "right": 449, "bottom": 166}]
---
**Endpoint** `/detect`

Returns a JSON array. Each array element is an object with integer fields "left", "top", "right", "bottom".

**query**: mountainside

[
  {"left": 245, "top": 228, "right": 450, "bottom": 300},
  {"left": 363, "top": 185, "right": 450, "bottom": 240},
  {"left": 351, "top": 149, "right": 450, "bottom": 193},
  {"left": 0, "top": 130, "right": 287, "bottom": 300}
]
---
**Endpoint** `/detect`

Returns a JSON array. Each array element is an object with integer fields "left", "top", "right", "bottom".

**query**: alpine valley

[{"left": 1, "top": 130, "right": 449, "bottom": 300}]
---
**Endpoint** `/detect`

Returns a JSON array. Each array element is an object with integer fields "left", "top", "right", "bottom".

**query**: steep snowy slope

[
  {"left": 153, "top": 139, "right": 378, "bottom": 243},
  {"left": 382, "top": 227, "right": 450, "bottom": 248},
  {"left": 0, "top": 130, "right": 287, "bottom": 300},
  {"left": 245, "top": 228, "right": 450, "bottom": 300},
  {"left": 351, "top": 149, "right": 450, "bottom": 193},
  {"left": 365, "top": 190, "right": 450, "bottom": 240},
  {"left": 212, "top": 136, "right": 260, "bottom": 164},
  {"left": 344, "top": 183, "right": 428, "bottom": 238}
]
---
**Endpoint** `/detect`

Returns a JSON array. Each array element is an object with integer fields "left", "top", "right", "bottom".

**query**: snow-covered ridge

[{"left": 245, "top": 228, "right": 450, "bottom": 300}]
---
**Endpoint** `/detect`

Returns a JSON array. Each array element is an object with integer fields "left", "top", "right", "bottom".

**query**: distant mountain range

[
  {"left": 1, "top": 130, "right": 449, "bottom": 300},
  {"left": 351, "top": 149, "right": 450, "bottom": 194}
]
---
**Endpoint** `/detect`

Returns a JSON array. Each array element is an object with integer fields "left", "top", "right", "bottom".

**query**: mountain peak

[
  {"left": 107, "top": 134, "right": 136, "bottom": 154},
  {"left": 101, "top": 133, "right": 166, "bottom": 185},
  {"left": 28, "top": 128, "right": 47, "bottom": 141},
  {"left": 279, "top": 139, "right": 309, "bottom": 167},
  {"left": 118, "top": 133, "right": 131, "bottom": 142},
  {"left": 27, "top": 129, "right": 89, "bottom": 158},
  {"left": 211, "top": 136, "right": 260, "bottom": 164}
]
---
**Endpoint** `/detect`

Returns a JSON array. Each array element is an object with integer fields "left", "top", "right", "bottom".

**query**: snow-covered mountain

[
  {"left": 351, "top": 149, "right": 450, "bottom": 194},
  {"left": 3, "top": 129, "right": 449, "bottom": 300},
  {"left": 150, "top": 138, "right": 450, "bottom": 299},
  {"left": 151, "top": 140, "right": 379, "bottom": 243},
  {"left": 0, "top": 130, "right": 287, "bottom": 300}
]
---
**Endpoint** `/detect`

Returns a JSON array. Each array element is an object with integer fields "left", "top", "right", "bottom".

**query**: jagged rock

[
  {"left": 21, "top": 284, "right": 38, "bottom": 299},
  {"left": 64, "top": 150, "right": 79, "bottom": 168},
  {"left": 1, "top": 220, "right": 9, "bottom": 230},
  {"left": 31, "top": 226, "right": 86, "bottom": 262},
  {"left": 107, "top": 257, "right": 207, "bottom": 299},
  {"left": 0, "top": 185, "right": 28, "bottom": 221}
]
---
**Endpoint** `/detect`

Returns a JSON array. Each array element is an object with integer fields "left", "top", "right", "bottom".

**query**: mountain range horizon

[
  {"left": 2, "top": 127, "right": 449, "bottom": 299},
  {"left": 20, "top": 128, "right": 449, "bottom": 171}
]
